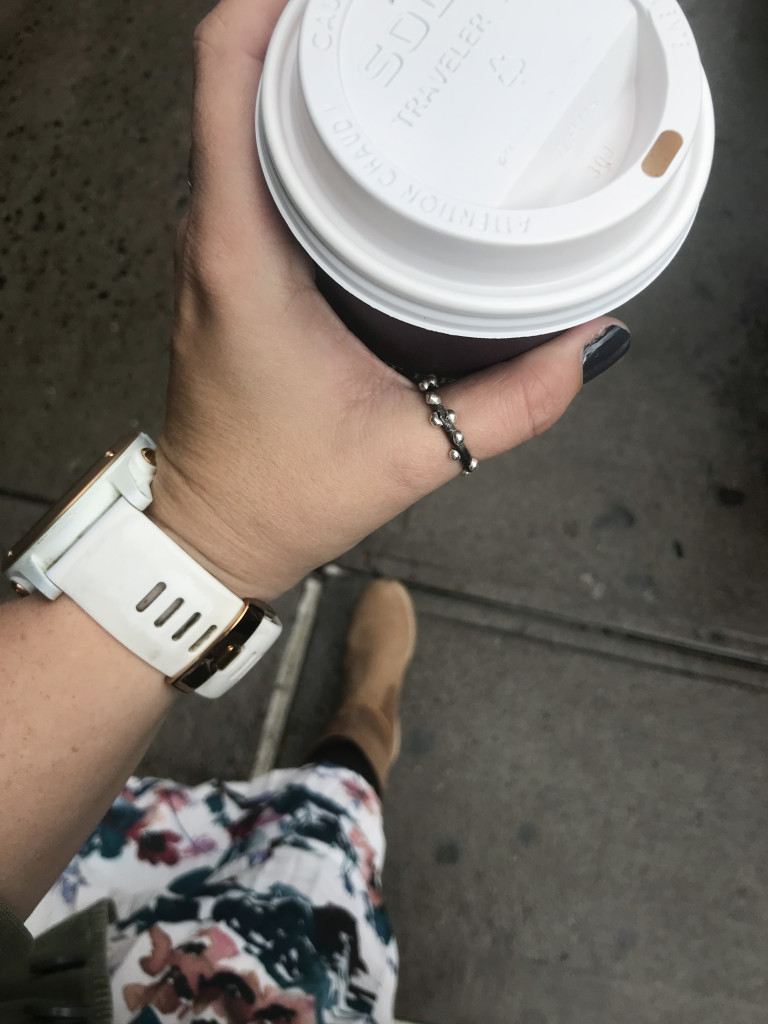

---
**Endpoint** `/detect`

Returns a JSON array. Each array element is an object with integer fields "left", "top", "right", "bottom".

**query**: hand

[{"left": 149, "top": 0, "right": 628, "bottom": 601}]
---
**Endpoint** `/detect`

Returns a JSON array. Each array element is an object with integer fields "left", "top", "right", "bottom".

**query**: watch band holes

[
  {"left": 136, "top": 582, "right": 166, "bottom": 612},
  {"left": 154, "top": 597, "right": 184, "bottom": 627},
  {"left": 172, "top": 612, "right": 201, "bottom": 641},
  {"left": 188, "top": 624, "right": 217, "bottom": 652}
]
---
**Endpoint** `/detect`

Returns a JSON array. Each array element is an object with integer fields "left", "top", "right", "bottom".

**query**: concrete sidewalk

[
  {"left": 275, "top": 570, "right": 768, "bottom": 1023},
  {"left": 2, "top": 0, "right": 768, "bottom": 1021}
]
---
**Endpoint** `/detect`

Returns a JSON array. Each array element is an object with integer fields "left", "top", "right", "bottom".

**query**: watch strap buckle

[{"left": 168, "top": 600, "right": 275, "bottom": 694}]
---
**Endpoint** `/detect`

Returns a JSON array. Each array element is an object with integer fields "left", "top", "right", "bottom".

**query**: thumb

[{"left": 439, "top": 318, "right": 631, "bottom": 462}]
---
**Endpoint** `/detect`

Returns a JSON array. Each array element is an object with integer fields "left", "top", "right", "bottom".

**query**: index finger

[{"left": 190, "top": 0, "right": 289, "bottom": 229}]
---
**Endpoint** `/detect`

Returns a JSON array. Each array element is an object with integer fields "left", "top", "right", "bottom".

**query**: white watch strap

[{"left": 47, "top": 497, "right": 251, "bottom": 688}]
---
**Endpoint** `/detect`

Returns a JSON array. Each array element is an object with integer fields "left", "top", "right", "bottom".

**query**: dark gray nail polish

[{"left": 582, "top": 325, "right": 631, "bottom": 383}]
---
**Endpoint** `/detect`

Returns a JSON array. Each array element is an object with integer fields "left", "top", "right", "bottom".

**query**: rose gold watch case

[{"left": 3, "top": 433, "right": 142, "bottom": 577}]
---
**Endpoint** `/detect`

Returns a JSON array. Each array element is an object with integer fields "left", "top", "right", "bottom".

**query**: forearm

[{"left": 0, "top": 593, "right": 176, "bottom": 920}]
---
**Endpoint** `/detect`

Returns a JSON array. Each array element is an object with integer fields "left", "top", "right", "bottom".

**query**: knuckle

[
  {"left": 193, "top": 7, "right": 228, "bottom": 55},
  {"left": 388, "top": 444, "right": 430, "bottom": 497},
  {"left": 515, "top": 369, "right": 564, "bottom": 440},
  {"left": 183, "top": 221, "right": 241, "bottom": 299},
  {"left": 354, "top": 383, "right": 434, "bottom": 499},
  {"left": 174, "top": 230, "right": 236, "bottom": 328}
]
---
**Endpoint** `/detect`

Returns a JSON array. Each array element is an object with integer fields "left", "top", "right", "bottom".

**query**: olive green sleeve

[{"left": 0, "top": 895, "right": 114, "bottom": 1024}]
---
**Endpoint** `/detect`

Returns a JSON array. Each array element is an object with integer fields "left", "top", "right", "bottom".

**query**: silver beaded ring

[{"left": 418, "top": 376, "right": 479, "bottom": 477}]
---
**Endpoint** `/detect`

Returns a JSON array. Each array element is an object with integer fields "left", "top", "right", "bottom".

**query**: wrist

[{"left": 146, "top": 442, "right": 291, "bottom": 601}]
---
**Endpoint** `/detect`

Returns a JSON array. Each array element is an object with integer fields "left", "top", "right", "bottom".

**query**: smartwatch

[{"left": 2, "top": 433, "right": 282, "bottom": 698}]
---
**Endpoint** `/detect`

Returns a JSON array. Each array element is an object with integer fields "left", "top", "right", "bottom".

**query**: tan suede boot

[{"left": 317, "top": 579, "right": 417, "bottom": 792}]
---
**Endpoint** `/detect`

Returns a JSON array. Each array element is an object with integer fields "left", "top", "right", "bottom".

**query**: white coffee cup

[{"left": 256, "top": 0, "right": 715, "bottom": 377}]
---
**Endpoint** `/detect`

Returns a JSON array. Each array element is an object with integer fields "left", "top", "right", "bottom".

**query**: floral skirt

[{"left": 27, "top": 764, "right": 398, "bottom": 1024}]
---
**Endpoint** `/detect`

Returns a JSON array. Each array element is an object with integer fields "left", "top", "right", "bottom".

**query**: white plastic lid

[{"left": 257, "top": 0, "right": 715, "bottom": 337}]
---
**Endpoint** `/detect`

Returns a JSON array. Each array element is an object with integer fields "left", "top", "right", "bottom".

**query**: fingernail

[{"left": 582, "top": 325, "right": 631, "bottom": 384}]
